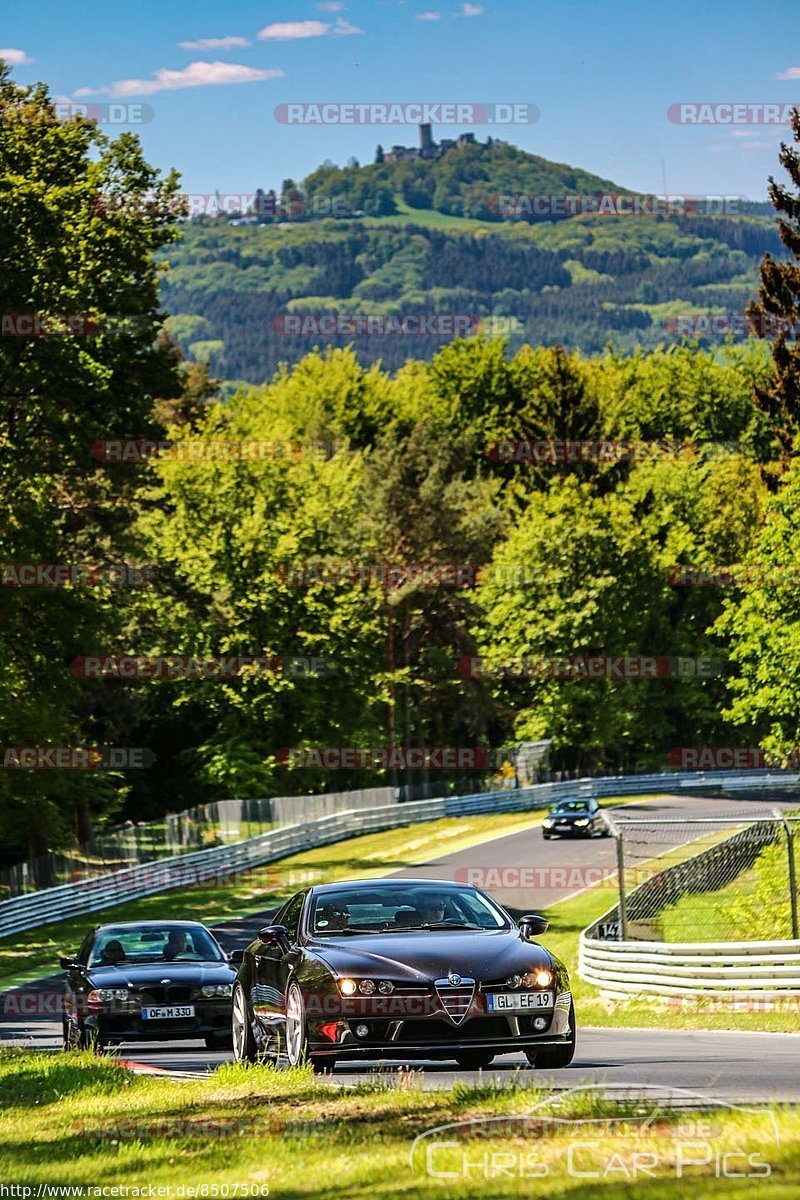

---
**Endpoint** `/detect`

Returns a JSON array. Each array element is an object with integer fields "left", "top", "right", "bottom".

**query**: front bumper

[
  {"left": 87, "top": 999, "right": 231, "bottom": 1042},
  {"left": 307, "top": 991, "right": 573, "bottom": 1059}
]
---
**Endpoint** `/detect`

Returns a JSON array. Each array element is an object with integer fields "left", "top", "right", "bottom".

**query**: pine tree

[
  {"left": 374, "top": 144, "right": 385, "bottom": 164},
  {"left": 746, "top": 105, "right": 800, "bottom": 463}
]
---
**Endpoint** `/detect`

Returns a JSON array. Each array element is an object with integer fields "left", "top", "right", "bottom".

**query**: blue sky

[{"left": 3, "top": 0, "right": 799, "bottom": 200}]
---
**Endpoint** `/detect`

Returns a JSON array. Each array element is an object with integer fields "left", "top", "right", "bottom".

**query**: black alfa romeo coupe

[{"left": 231, "top": 878, "right": 575, "bottom": 1071}]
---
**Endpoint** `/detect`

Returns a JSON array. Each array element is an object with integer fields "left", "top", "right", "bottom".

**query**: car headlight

[
  {"left": 378, "top": 981, "right": 394, "bottom": 995},
  {"left": 358, "top": 979, "right": 376, "bottom": 995},
  {"left": 542, "top": 819, "right": 553, "bottom": 827},
  {"left": 87, "top": 988, "right": 131, "bottom": 1004},
  {"left": 200, "top": 984, "right": 233, "bottom": 998},
  {"left": 574, "top": 819, "right": 589, "bottom": 826},
  {"left": 338, "top": 978, "right": 358, "bottom": 996},
  {"left": 521, "top": 969, "right": 553, "bottom": 988}
]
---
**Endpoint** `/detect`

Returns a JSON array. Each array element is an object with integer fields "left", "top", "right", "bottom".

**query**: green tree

[{"left": 0, "top": 63, "right": 182, "bottom": 862}]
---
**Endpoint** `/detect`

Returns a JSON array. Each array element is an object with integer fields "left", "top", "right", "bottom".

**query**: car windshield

[
  {"left": 552, "top": 801, "right": 591, "bottom": 814},
  {"left": 310, "top": 885, "right": 508, "bottom": 935},
  {"left": 88, "top": 925, "right": 224, "bottom": 966}
]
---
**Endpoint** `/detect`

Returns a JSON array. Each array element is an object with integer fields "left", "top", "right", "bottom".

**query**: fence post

[
  {"left": 613, "top": 822, "right": 628, "bottom": 941},
  {"left": 776, "top": 809, "right": 799, "bottom": 940}
]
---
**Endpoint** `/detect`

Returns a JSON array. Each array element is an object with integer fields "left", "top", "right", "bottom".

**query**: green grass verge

[
  {"left": 0, "top": 808, "right": 548, "bottom": 989},
  {"left": 1, "top": 1049, "right": 797, "bottom": 1196},
  {"left": 660, "top": 827, "right": 798, "bottom": 944},
  {"left": 539, "top": 832, "right": 800, "bottom": 1033}
]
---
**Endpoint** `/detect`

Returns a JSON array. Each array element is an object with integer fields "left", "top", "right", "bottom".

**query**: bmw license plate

[
  {"left": 141, "top": 1005, "right": 195, "bottom": 1020},
  {"left": 485, "top": 991, "right": 554, "bottom": 1011}
]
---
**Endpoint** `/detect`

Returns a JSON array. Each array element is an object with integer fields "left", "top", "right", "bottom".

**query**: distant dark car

[
  {"left": 231, "top": 878, "right": 575, "bottom": 1072},
  {"left": 541, "top": 798, "right": 611, "bottom": 839},
  {"left": 60, "top": 920, "right": 235, "bottom": 1050}
]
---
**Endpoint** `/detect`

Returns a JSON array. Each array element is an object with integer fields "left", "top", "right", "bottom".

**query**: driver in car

[
  {"left": 418, "top": 897, "right": 447, "bottom": 924},
  {"left": 163, "top": 930, "right": 192, "bottom": 960}
]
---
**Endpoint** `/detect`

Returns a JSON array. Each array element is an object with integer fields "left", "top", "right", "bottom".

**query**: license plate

[
  {"left": 485, "top": 991, "right": 554, "bottom": 1011},
  {"left": 141, "top": 1005, "right": 195, "bottom": 1020},
  {"left": 556, "top": 823, "right": 571, "bottom": 829}
]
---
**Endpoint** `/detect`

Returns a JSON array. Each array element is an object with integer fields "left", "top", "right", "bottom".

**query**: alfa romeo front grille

[{"left": 434, "top": 977, "right": 476, "bottom": 1025}]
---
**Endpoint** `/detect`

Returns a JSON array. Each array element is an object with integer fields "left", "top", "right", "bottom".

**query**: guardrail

[
  {"left": 579, "top": 934, "right": 800, "bottom": 996},
  {"left": 1, "top": 768, "right": 797, "bottom": 939}
]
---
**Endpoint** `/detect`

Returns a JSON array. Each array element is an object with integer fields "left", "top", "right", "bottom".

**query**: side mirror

[
  {"left": 519, "top": 914, "right": 549, "bottom": 939},
  {"left": 257, "top": 925, "right": 291, "bottom": 951},
  {"left": 59, "top": 956, "right": 80, "bottom": 971},
  {"left": 228, "top": 949, "right": 245, "bottom": 966}
]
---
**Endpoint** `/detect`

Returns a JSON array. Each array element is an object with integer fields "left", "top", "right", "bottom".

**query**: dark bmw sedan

[
  {"left": 60, "top": 920, "right": 235, "bottom": 1050},
  {"left": 231, "top": 879, "right": 574, "bottom": 1072},
  {"left": 541, "top": 798, "right": 611, "bottom": 839}
]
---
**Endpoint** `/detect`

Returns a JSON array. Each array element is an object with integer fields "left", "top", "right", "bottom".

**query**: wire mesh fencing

[{"left": 597, "top": 813, "right": 800, "bottom": 943}]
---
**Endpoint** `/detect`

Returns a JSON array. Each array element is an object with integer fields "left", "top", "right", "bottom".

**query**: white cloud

[
  {"left": 258, "top": 20, "right": 330, "bottom": 40},
  {"left": 104, "top": 61, "right": 284, "bottom": 98},
  {"left": 730, "top": 129, "right": 766, "bottom": 139},
  {"left": 178, "top": 36, "right": 250, "bottom": 51},
  {"left": 774, "top": 67, "right": 800, "bottom": 80},
  {"left": 73, "top": 85, "right": 110, "bottom": 97},
  {"left": 332, "top": 17, "right": 364, "bottom": 35},
  {"left": 458, "top": 2, "right": 483, "bottom": 14},
  {"left": 0, "top": 48, "right": 34, "bottom": 65},
  {"left": 318, "top": 1, "right": 345, "bottom": 9},
  {"left": 417, "top": 10, "right": 442, "bottom": 19}
]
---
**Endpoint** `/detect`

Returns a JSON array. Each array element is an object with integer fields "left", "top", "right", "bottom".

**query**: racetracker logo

[
  {"left": 274, "top": 102, "right": 539, "bottom": 125},
  {"left": 665, "top": 313, "right": 800, "bottom": 339},
  {"left": 668, "top": 747, "right": 800, "bottom": 769},
  {"left": 667, "top": 564, "right": 800, "bottom": 586},
  {"left": 271, "top": 313, "right": 480, "bottom": 337},
  {"left": 487, "top": 439, "right": 688, "bottom": 464},
  {"left": 70, "top": 655, "right": 335, "bottom": 680},
  {"left": 91, "top": 439, "right": 303, "bottom": 463},
  {"left": 0, "top": 102, "right": 155, "bottom": 125},
  {"left": 1, "top": 563, "right": 152, "bottom": 587},
  {"left": 667, "top": 102, "right": 798, "bottom": 124},
  {"left": 2, "top": 747, "right": 155, "bottom": 769},
  {"left": 276, "top": 746, "right": 491, "bottom": 769},
  {"left": 489, "top": 194, "right": 745, "bottom": 218},
  {"left": 459, "top": 656, "right": 722, "bottom": 680}
]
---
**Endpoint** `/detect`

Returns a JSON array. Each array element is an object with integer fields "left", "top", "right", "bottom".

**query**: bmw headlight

[
  {"left": 200, "top": 984, "right": 233, "bottom": 998},
  {"left": 542, "top": 819, "right": 553, "bottom": 828},
  {"left": 358, "top": 979, "right": 376, "bottom": 995},
  {"left": 338, "top": 978, "right": 358, "bottom": 996},
  {"left": 574, "top": 819, "right": 589, "bottom": 827},
  {"left": 87, "top": 988, "right": 131, "bottom": 1009}
]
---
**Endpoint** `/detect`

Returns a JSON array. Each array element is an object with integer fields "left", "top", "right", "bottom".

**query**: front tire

[
  {"left": 232, "top": 983, "right": 257, "bottom": 1062},
  {"left": 524, "top": 1003, "right": 576, "bottom": 1069},
  {"left": 284, "top": 981, "right": 330, "bottom": 1072},
  {"left": 454, "top": 1050, "right": 495, "bottom": 1069}
]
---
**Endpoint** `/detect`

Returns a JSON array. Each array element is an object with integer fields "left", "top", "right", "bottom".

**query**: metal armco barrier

[
  {"left": 579, "top": 934, "right": 800, "bottom": 996},
  {"left": 0, "top": 768, "right": 797, "bottom": 939}
]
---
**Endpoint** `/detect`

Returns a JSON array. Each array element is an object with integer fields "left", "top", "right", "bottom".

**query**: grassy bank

[{"left": 0, "top": 1049, "right": 797, "bottom": 1196}]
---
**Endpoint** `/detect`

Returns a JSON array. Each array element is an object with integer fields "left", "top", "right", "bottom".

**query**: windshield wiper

[
  {"left": 416, "top": 921, "right": 486, "bottom": 930},
  {"left": 313, "top": 926, "right": 385, "bottom": 936}
]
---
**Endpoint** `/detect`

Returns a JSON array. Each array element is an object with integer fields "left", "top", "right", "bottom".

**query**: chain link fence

[{"left": 599, "top": 812, "right": 800, "bottom": 942}]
